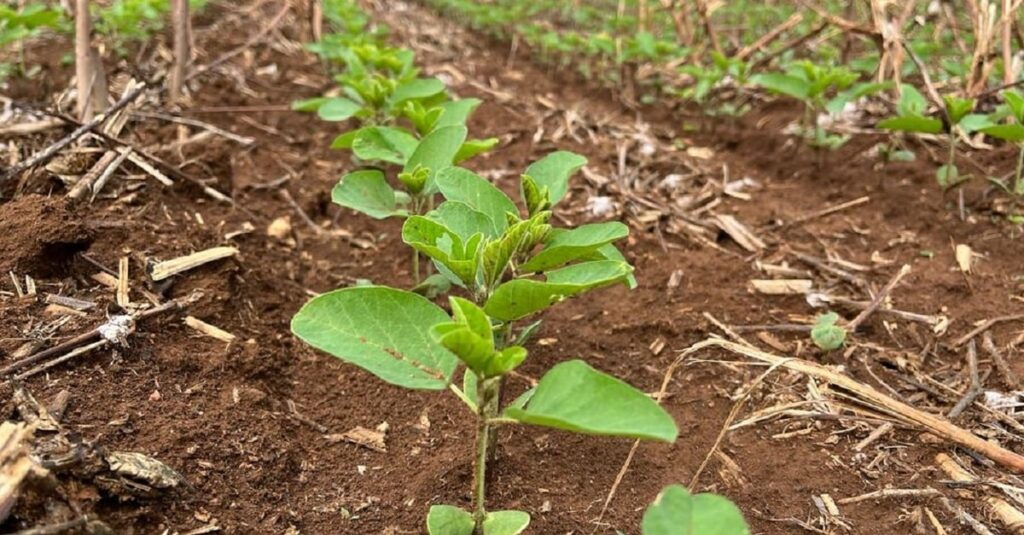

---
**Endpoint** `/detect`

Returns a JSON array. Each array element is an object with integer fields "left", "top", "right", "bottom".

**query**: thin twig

[
  {"left": 847, "top": 264, "right": 912, "bottom": 332},
  {"left": 948, "top": 340, "right": 982, "bottom": 419}
]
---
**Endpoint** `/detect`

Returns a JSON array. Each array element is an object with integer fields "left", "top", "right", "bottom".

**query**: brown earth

[{"left": 2, "top": 1, "right": 1024, "bottom": 534}]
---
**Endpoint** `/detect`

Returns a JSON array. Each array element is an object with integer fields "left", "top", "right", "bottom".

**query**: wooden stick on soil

[
  {"left": 936, "top": 453, "right": 1024, "bottom": 532},
  {"left": 982, "top": 332, "right": 1019, "bottom": 388},
  {"left": 846, "top": 264, "right": 912, "bottom": 332},
  {"left": 947, "top": 340, "right": 981, "bottom": 419},
  {"left": 685, "top": 338, "right": 1024, "bottom": 474},
  {"left": 952, "top": 314, "right": 1024, "bottom": 348}
]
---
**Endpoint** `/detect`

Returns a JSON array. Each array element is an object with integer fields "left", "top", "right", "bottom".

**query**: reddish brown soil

[{"left": 2, "top": 2, "right": 1024, "bottom": 534}]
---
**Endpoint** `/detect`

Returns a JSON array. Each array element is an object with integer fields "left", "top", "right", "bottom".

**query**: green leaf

[
  {"left": 588, "top": 243, "right": 637, "bottom": 289},
  {"left": 317, "top": 97, "right": 362, "bottom": 121},
  {"left": 455, "top": 137, "right": 500, "bottom": 164},
  {"left": 936, "top": 164, "right": 962, "bottom": 188},
  {"left": 521, "top": 174, "right": 551, "bottom": 216},
  {"left": 389, "top": 77, "right": 446, "bottom": 107},
  {"left": 506, "top": 360, "right": 677, "bottom": 442},
  {"left": 1004, "top": 90, "right": 1024, "bottom": 121},
  {"left": 291, "top": 287, "right": 458, "bottom": 390},
  {"left": 525, "top": 151, "right": 587, "bottom": 204},
  {"left": 944, "top": 95, "right": 975, "bottom": 125},
  {"left": 520, "top": 222, "right": 629, "bottom": 272},
  {"left": 960, "top": 113, "right": 996, "bottom": 133},
  {"left": 330, "top": 130, "right": 359, "bottom": 150},
  {"left": 877, "top": 114, "right": 943, "bottom": 134},
  {"left": 811, "top": 312, "right": 846, "bottom": 351},
  {"left": 292, "top": 96, "right": 329, "bottom": 112},
  {"left": 981, "top": 124, "right": 1024, "bottom": 142},
  {"left": 897, "top": 86, "right": 929, "bottom": 115},
  {"left": 429, "top": 201, "right": 498, "bottom": 240},
  {"left": 484, "top": 510, "right": 530, "bottom": 535},
  {"left": 642, "top": 485, "right": 749, "bottom": 535},
  {"left": 436, "top": 98, "right": 483, "bottom": 128},
  {"left": 826, "top": 81, "right": 893, "bottom": 114},
  {"left": 750, "top": 73, "right": 810, "bottom": 101},
  {"left": 435, "top": 167, "right": 519, "bottom": 234},
  {"left": 352, "top": 126, "right": 419, "bottom": 165},
  {"left": 411, "top": 273, "right": 452, "bottom": 299},
  {"left": 480, "top": 212, "right": 551, "bottom": 289},
  {"left": 426, "top": 505, "right": 474, "bottom": 535},
  {"left": 405, "top": 126, "right": 468, "bottom": 193},
  {"left": 402, "top": 216, "right": 480, "bottom": 285},
  {"left": 484, "top": 261, "right": 633, "bottom": 321},
  {"left": 450, "top": 297, "right": 492, "bottom": 341},
  {"left": 332, "top": 170, "right": 404, "bottom": 219}
]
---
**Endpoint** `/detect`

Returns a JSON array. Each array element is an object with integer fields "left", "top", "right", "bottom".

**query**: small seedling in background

[
  {"left": 751, "top": 61, "right": 890, "bottom": 150},
  {"left": 811, "top": 312, "right": 846, "bottom": 351},
  {"left": 979, "top": 90, "right": 1024, "bottom": 196},
  {"left": 878, "top": 87, "right": 978, "bottom": 188}
]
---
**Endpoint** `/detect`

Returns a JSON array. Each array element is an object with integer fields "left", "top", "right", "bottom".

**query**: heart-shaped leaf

[
  {"left": 332, "top": 170, "right": 405, "bottom": 219},
  {"left": 405, "top": 126, "right": 468, "bottom": 193},
  {"left": 642, "top": 485, "right": 749, "bottom": 535},
  {"left": 483, "top": 510, "right": 530, "bottom": 535},
  {"left": 484, "top": 261, "right": 632, "bottom": 321},
  {"left": 436, "top": 167, "right": 519, "bottom": 234},
  {"left": 877, "top": 114, "right": 943, "bottom": 134},
  {"left": 505, "top": 360, "right": 678, "bottom": 442},
  {"left": 750, "top": 73, "right": 810, "bottom": 100},
  {"left": 520, "top": 222, "right": 629, "bottom": 272},
  {"left": 436, "top": 98, "right": 483, "bottom": 129},
  {"left": 811, "top": 312, "right": 846, "bottom": 351},
  {"left": 389, "top": 77, "right": 446, "bottom": 107},
  {"left": 429, "top": 201, "right": 499, "bottom": 240},
  {"left": 291, "top": 287, "right": 458, "bottom": 390},
  {"left": 317, "top": 97, "right": 362, "bottom": 121},
  {"left": 524, "top": 151, "right": 587, "bottom": 205},
  {"left": 352, "top": 126, "right": 419, "bottom": 165},
  {"left": 426, "top": 505, "right": 474, "bottom": 535}
]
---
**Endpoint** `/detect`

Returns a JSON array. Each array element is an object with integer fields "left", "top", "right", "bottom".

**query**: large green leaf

[
  {"left": 589, "top": 242, "right": 637, "bottom": 289},
  {"left": 405, "top": 126, "right": 468, "bottom": 193},
  {"left": 505, "top": 360, "right": 678, "bottom": 442},
  {"left": 520, "top": 222, "right": 629, "bottom": 272},
  {"left": 484, "top": 261, "right": 632, "bottom": 321},
  {"left": 877, "top": 114, "right": 943, "bottom": 134},
  {"left": 317, "top": 97, "right": 362, "bottom": 121},
  {"left": 750, "top": 73, "right": 810, "bottom": 100},
  {"left": 435, "top": 167, "right": 519, "bottom": 233},
  {"left": 524, "top": 151, "right": 587, "bottom": 204},
  {"left": 642, "top": 485, "right": 749, "bottom": 535},
  {"left": 332, "top": 170, "right": 404, "bottom": 219},
  {"left": 352, "top": 126, "right": 419, "bottom": 165},
  {"left": 389, "top": 77, "right": 446, "bottom": 107},
  {"left": 426, "top": 505, "right": 474, "bottom": 535},
  {"left": 484, "top": 511, "right": 530, "bottom": 535},
  {"left": 981, "top": 123, "right": 1024, "bottom": 142},
  {"left": 436, "top": 98, "right": 483, "bottom": 128},
  {"left": 291, "top": 287, "right": 457, "bottom": 390}
]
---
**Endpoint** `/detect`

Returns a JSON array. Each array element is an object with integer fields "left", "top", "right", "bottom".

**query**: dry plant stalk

[
  {"left": 184, "top": 316, "right": 236, "bottom": 343},
  {"left": 74, "top": 0, "right": 107, "bottom": 120},
  {"left": 936, "top": 453, "right": 1024, "bottom": 532},
  {"left": 169, "top": 0, "right": 192, "bottom": 103},
  {"left": 0, "top": 422, "right": 47, "bottom": 523},
  {"left": 869, "top": 0, "right": 917, "bottom": 88},
  {"left": 687, "top": 338, "right": 1024, "bottom": 474},
  {"left": 150, "top": 247, "right": 238, "bottom": 281}
]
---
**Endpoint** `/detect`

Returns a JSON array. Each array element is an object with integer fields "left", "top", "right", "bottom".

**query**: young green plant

[
  {"left": 979, "top": 90, "right": 1024, "bottom": 195},
  {"left": 878, "top": 87, "right": 977, "bottom": 188},
  {"left": 641, "top": 485, "right": 749, "bottom": 535},
  {"left": 292, "top": 152, "right": 674, "bottom": 535}
]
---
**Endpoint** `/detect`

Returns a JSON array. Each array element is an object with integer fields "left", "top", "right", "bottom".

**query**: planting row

[
  {"left": 291, "top": 1, "right": 747, "bottom": 534},
  {"left": 423, "top": 0, "right": 1024, "bottom": 203}
]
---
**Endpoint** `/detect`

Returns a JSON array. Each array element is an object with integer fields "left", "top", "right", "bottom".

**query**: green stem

[
  {"left": 412, "top": 248, "right": 420, "bottom": 284},
  {"left": 948, "top": 133, "right": 957, "bottom": 170},
  {"left": 473, "top": 377, "right": 497, "bottom": 533},
  {"left": 1015, "top": 145, "right": 1024, "bottom": 196}
]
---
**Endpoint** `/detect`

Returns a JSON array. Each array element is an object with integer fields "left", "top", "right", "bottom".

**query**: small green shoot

[
  {"left": 811, "top": 312, "right": 846, "bottom": 351},
  {"left": 642, "top": 485, "right": 749, "bottom": 535}
]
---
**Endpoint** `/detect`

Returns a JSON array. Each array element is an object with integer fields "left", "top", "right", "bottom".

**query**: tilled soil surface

[{"left": 2, "top": 2, "right": 1024, "bottom": 534}]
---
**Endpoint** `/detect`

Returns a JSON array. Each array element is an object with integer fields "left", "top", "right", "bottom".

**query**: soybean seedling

[
  {"left": 878, "top": 86, "right": 977, "bottom": 188},
  {"left": 0, "top": 2, "right": 62, "bottom": 80},
  {"left": 979, "top": 90, "right": 1024, "bottom": 196},
  {"left": 751, "top": 61, "right": 890, "bottom": 150},
  {"left": 677, "top": 51, "right": 753, "bottom": 118},
  {"left": 642, "top": 485, "right": 749, "bottom": 535},
  {"left": 292, "top": 152, "right": 672, "bottom": 535}
]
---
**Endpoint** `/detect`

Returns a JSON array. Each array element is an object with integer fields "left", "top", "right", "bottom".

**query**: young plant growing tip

[
  {"left": 641, "top": 485, "right": 749, "bottom": 535},
  {"left": 811, "top": 311, "right": 846, "bottom": 351},
  {"left": 292, "top": 152, "right": 675, "bottom": 535},
  {"left": 878, "top": 87, "right": 979, "bottom": 188},
  {"left": 978, "top": 90, "right": 1024, "bottom": 196}
]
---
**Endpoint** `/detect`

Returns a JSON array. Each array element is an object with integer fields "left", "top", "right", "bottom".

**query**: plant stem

[
  {"left": 1015, "top": 145, "right": 1024, "bottom": 195},
  {"left": 412, "top": 248, "right": 420, "bottom": 284},
  {"left": 473, "top": 377, "right": 498, "bottom": 533}
]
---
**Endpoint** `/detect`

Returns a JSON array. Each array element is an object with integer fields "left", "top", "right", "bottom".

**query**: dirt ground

[{"left": 2, "top": 1, "right": 1024, "bottom": 534}]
